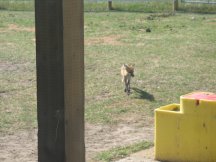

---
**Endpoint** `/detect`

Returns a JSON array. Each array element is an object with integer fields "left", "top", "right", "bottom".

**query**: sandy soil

[
  {"left": 0, "top": 130, "right": 37, "bottom": 162},
  {"left": 86, "top": 121, "right": 154, "bottom": 161},
  {"left": 0, "top": 118, "right": 154, "bottom": 162}
]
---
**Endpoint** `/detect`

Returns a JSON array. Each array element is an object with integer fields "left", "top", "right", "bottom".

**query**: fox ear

[{"left": 129, "top": 64, "right": 135, "bottom": 67}]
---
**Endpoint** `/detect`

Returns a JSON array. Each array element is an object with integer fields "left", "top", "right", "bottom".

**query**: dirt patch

[
  {"left": 0, "top": 130, "right": 37, "bottom": 162},
  {"left": 0, "top": 120, "right": 154, "bottom": 162},
  {"left": 0, "top": 24, "right": 35, "bottom": 33},
  {"left": 9, "top": 24, "right": 35, "bottom": 32},
  {"left": 207, "top": 21, "right": 216, "bottom": 25},
  {"left": 94, "top": 90, "right": 112, "bottom": 101},
  {"left": 85, "top": 35, "right": 125, "bottom": 46},
  {"left": 0, "top": 61, "right": 19, "bottom": 72},
  {"left": 205, "top": 18, "right": 216, "bottom": 25},
  {"left": 1, "top": 61, "right": 34, "bottom": 71},
  {"left": 86, "top": 122, "right": 154, "bottom": 161}
]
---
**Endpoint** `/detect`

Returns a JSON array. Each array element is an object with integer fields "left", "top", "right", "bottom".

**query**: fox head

[{"left": 124, "top": 64, "right": 135, "bottom": 77}]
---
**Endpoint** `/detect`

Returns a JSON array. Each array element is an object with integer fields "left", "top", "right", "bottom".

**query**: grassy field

[
  {"left": 1, "top": 10, "right": 216, "bottom": 131},
  {"left": 84, "top": 11, "right": 216, "bottom": 125},
  {"left": 0, "top": 11, "right": 36, "bottom": 132},
  {"left": 0, "top": 8, "right": 216, "bottom": 160}
]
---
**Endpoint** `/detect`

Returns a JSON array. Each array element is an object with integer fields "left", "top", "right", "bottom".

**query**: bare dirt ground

[
  {"left": 0, "top": 130, "right": 37, "bottom": 162},
  {"left": 85, "top": 35, "right": 125, "bottom": 46},
  {"left": 0, "top": 117, "right": 154, "bottom": 162}
]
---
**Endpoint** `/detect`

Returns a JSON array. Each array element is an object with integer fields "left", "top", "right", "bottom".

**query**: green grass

[
  {"left": 85, "top": 12, "right": 216, "bottom": 124},
  {"left": 0, "top": 11, "right": 216, "bottom": 133},
  {"left": 95, "top": 141, "right": 153, "bottom": 162},
  {"left": 0, "top": 11, "right": 36, "bottom": 132}
]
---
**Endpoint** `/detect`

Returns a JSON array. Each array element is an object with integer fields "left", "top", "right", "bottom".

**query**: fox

[{"left": 121, "top": 64, "right": 135, "bottom": 95}]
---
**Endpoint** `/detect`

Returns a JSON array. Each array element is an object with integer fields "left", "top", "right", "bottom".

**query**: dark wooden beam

[
  {"left": 173, "top": 0, "right": 179, "bottom": 12},
  {"left": 63, "top": 0, "right": 85, "bottom": 161},
  {"left": 108, "top": 0, "right": 113, "bottom": 10},
  {"left": 35, "top": 0, "right": 85, "bottom": 161}
]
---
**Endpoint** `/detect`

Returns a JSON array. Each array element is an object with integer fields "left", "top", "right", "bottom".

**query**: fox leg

[
  {"left": 128, "top": 79, "right": 131, "bottom": 94},
  {"left": 126, "top": 79, "right": 130, "bottom": 95},
  {"left": 124, "top": 79, "right": 127, "bottom": 92},
  {"left": 123, "top": 76, "right": 130, "bottom": 95},
  {"left": 125, "top": 78, "right": 130, "bottom": 95}
]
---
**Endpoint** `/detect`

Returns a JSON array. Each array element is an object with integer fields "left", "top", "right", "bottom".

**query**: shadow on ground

[{"left": 132, "top": 87, "right": 155, "bottom": 101}]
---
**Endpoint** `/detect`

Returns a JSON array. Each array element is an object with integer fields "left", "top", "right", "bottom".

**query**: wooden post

[
  {"left": 173, "top": 0, "right": 178, "bottom": 12},
  {"left": 35, "top": 0, "right": 85, "bottom": 161},
  {"left": 63, "top": 0, "right": 85, "bottom": 162},
  {"left": 108, "top": 0, "right": 113, "bottom": 10}
]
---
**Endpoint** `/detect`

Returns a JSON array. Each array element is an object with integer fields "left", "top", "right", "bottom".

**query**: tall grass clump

[{"left": 0, "top": 0, "right": 34, "bottom": 11}]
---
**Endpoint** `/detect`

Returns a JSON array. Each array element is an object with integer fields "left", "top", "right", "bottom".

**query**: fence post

[
  {"left": 173, "top": 0, "right": 178, "bottom": 12},
  {"left": 108, "top": 0, "right": 113, "bottom": 10},
  {"left": 35, "top": 0, "right": 85, "bottom": 161},
  {"left": 63, "top": 0, "right": 85, "bottom": 161}
]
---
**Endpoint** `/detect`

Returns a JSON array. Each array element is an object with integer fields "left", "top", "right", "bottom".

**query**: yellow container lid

[
  {"left": 180, "top": 92, "right": 216, "bottom": 114},
  {"left": 182, "top": 92, "right": 216, "bottom": 101}
]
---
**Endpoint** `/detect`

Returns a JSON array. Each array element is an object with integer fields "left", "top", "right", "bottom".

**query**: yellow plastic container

[{"left": 155, "top": 92, "right": 216, "bottom": 162}]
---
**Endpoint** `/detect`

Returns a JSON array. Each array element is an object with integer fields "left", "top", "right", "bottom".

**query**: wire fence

[
  {"left": 0, "top": 0, "right": 216, "bottom": 12},
  {"left": 181, "top": 0, "right": 216, "bottom": 4},
  {"left": 84, "top": 0, "right": 216, "bottom": 12},
  {"left": 85, "top": 0, "right": 170, "bottom": 2},
  {"left": 84, "top": 0, "right": 174, "bottom": 12}
]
